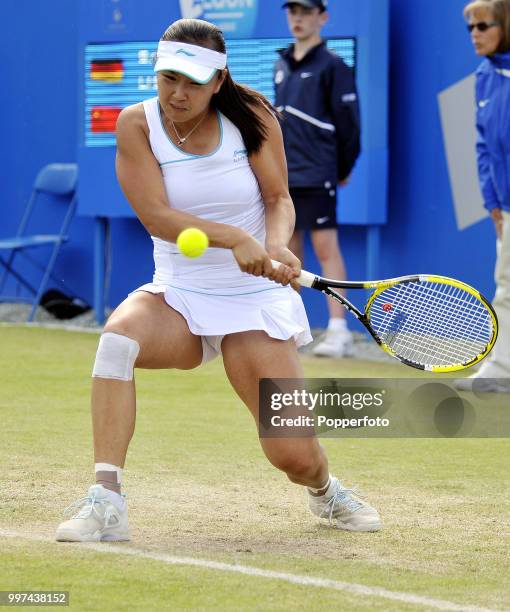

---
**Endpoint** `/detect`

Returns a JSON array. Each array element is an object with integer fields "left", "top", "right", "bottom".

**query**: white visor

[{"left": 154, "top": 41, "right": 227, "bottom": 84}]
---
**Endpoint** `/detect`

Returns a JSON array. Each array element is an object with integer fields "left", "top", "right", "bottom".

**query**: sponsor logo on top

[
  {"left": 179, "top": 0, "right": 258, "bottom": 36},
  {"left": 233, "top": 148, "right": 248, "bottom": 163}
]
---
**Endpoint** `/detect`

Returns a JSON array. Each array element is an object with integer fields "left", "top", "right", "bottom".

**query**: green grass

[{"left": 0, "top": 326, "right": 509, "bottom": 611}]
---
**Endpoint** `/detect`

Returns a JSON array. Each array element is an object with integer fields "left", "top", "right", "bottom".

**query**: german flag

[
  {"left": 91, "top": 107, "right": 122, "bottom": 133},
  {"left": 90, "top": 59, "right": 124, "bottom": 83}
]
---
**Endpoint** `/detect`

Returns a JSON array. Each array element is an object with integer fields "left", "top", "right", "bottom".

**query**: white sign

[{"left": 438, "top": 74, "right": 487, "bottom": 230}]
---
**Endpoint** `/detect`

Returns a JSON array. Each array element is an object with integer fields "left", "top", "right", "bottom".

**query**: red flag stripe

[{"left": 91, "top": 107, "right": 122, "bottom": 133}]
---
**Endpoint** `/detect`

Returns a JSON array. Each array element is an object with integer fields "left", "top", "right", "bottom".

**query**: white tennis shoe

[
  {"left": 56, "top": 484, "right": 129, "bottom": 542},
  {"left": 454, "top": 376, "right": 510, "bottom": 393},
  {"left": 312, "top": 328, "right": 355, "bottom": 358},
  {"left": 308, "top": 477, "right": 382, "bottom": 532},
  {"left": 454, "top": 362, "right": 510, "bottom": 393}
]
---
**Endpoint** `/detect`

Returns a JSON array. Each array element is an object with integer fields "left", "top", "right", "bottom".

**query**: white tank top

[{"left": 142, "top": 97, "right": 278, "bottom": 295}]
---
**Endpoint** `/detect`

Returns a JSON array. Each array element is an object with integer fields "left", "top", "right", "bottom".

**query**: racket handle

[{"left": 270, "top": 259, "right": 317, "bottom": 288}]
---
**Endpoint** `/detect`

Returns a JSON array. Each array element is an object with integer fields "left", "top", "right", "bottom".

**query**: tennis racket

[{"left": 271, "top": 261, "right": 498, "bottom": 372}]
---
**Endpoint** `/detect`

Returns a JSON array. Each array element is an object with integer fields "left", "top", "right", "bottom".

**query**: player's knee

[
  {"left": 314, "top": 242, "right": 338, "bottom": 263},
  {"left": 92, "top": 331, "right": 140, "bottom": 381},
  {"left": 269, "top": 452, "right": 319, "bottom": 480}
]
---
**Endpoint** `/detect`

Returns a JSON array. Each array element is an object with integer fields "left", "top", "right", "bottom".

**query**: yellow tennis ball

[{"left": 177, "top": 227, "right": 209, "bottom": 258}]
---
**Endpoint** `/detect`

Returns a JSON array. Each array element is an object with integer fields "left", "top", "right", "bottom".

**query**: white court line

[
  {"left": 0, "top": 530, "right": 496, "bottom": 612},
  {"left": 0, "top": 322, "right": 101, "bottom": 334}
]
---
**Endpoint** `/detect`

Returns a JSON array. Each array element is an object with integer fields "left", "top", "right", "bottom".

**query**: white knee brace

[{"left": 92, "top": 332, "right": 140, "bottom": 381}]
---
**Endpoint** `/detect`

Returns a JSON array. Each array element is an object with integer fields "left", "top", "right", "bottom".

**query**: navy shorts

[{"left": 290, "top": 186, "right": 338, "bottom": 231}]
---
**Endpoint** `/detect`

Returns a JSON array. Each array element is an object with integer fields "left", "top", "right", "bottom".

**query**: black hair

[{"left": 160, "top": 18, "right": 277, "bottom": 155}]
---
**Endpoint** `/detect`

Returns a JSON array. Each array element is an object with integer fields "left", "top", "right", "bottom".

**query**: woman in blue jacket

[{"left": 458, "top": 0, "right": 510, "bottom": 391}]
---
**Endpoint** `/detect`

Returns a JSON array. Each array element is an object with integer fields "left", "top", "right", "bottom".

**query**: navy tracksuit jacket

[{"left": 274, "top": 41, "right": 361, "bottom": 188}]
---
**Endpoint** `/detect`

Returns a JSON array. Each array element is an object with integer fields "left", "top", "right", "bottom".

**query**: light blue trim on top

[
  {"left": 164, "top": 283, "right": 288, "bottom": 297},
  {"left": 157, "top": 103, "right": 223, "bottom": 165}
]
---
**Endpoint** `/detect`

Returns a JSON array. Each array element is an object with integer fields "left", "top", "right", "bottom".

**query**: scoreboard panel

[
  {"left": 85, "top": 38, "right": 356, "bottom": 147},
  {"left": 78, "top": 0, "right": 388, "bottom": 225}
]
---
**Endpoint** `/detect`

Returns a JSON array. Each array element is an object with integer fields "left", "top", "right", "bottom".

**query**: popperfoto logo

[
  {"left": 259, "top": 379, "right": 393, "bottom": 437},
  {"left": 179, "top": 0, "right": 258, "bottom": 36},
  {"left": 268, "top": 387, "right": 389, "bottom": 432}
]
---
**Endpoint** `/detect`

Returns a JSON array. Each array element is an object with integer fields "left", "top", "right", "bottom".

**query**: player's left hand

[{"left": 265, "top": 246, "right": 301, "bottom": 289}]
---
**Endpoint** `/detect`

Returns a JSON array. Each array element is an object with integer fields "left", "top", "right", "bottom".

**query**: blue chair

[{"left": 0, "top": 163, "right": 78, "bottom": 321}]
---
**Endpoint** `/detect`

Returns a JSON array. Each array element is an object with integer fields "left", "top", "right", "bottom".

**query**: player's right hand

[{"left": 266, "top": 247, "right": 301, "bottom": 289}]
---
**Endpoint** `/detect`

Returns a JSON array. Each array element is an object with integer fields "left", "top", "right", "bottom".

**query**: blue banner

[{"left": 179, "top": 0, "right": 258, "bottom": 37}]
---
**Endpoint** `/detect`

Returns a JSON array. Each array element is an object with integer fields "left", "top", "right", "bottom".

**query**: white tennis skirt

[{"left": 133, "top": 281, "right": 312, "bottom": 361}]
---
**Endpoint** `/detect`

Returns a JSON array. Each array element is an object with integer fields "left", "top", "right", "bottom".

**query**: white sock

[
  {"left": 328, "top": 318, "right": 347, "bottom": 332},
  {"left": 307, "top": 474, "right": 332, "bottom": 495}
]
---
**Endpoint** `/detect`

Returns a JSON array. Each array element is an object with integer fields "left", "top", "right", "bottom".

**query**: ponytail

[{"left": 213, "top": 71, "right": 277, "bottom": 155}]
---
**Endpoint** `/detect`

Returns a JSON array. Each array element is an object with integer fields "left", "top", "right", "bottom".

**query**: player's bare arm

[
  {"left": 249, "top": 105, "right": 300, "bottom": 285},
  {"left": 115, "top": 104, "right": 261, "bottom": 260}
]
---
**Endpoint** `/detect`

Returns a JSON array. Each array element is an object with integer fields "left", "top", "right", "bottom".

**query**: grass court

[{"left": 0, "top": 326, "right": 508, "bottom": 610}]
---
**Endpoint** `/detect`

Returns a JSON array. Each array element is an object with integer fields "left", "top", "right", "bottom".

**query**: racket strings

[
  {"left": 374, "top": 304, "right": 485, "bottom": 365},
  {"left": 380, "top": 285, "right": 490, "bottom": 363},
  {"left": 374, "top": 285, "right": 490, "bottom": 365},
  {"left": 368, "top": 281, "right": 493, "bottom": 367},
  {"left": 397, "top": 284, "right": 487, "bottom": 346}
]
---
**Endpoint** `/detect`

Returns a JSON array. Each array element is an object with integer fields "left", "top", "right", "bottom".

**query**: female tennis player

[
  {"left": 456, "top": 0, "right": 510, "bottom": 392},
  {"left": 55, "top": 18, "right": 381, "bottom": 541}
]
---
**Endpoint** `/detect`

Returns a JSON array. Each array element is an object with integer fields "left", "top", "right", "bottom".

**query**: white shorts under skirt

[{"left": 132, "top": 282, "right": 313, "bottom": 363}]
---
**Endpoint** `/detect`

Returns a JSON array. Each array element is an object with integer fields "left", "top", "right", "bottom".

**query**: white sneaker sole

[
  {"left": 454, "top": 379, "right": 510, "bottom": 393},
  {"left": 312, "top": 345, "right": 355, "bottom": 358},
  {"left": 335, "top": 519, "right": 382, "bottom": 532},
  {"left": 55, "top": 528, "right": 130, "bottom": 542}
]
